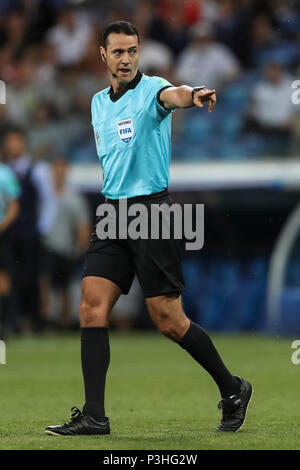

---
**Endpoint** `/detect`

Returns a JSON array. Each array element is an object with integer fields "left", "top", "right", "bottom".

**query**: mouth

[{"left": 118, "top": 68, "right": 130, "bottom": 76}]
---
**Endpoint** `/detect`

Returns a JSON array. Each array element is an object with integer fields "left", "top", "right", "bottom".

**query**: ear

[{"left": 100, "top": 47, "right": 106, "bottom": 62}]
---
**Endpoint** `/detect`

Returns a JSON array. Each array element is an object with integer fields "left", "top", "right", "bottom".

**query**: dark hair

[
  {"left": 102, "top": 21, "right": 140, "bottom": 49},
  {"left": 4, "top": 126, "right": 26, "bottom": 140}
]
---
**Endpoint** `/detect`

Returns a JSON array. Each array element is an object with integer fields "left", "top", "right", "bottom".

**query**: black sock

[
  {"left": 178, "top": 322, "right": 241, "bottom": 398},
  {"left": 81, "top": 327, "right": 110, "bottom": 421}
]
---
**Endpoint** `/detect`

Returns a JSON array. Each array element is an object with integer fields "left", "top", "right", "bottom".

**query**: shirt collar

[{"left": 108, "top": 71, "right": 142, "bottom": 102}]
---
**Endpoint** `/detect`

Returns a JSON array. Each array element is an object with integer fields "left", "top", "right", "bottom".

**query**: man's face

[
  {"left": 4, "top": 132, "right": 26, "bottom": 159},
  {"left": 100, "top": 33, "right": 140, "bottom": 86},
  {"left": 265, "top": 63, "right": 282, "bottom": 84}
]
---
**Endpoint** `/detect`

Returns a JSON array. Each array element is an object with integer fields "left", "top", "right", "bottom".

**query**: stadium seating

[{"left": 182, "top": 256, "right": 268, "bottom": 332}]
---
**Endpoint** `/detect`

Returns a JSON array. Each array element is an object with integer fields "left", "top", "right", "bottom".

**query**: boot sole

[{"left": 45, "top": 429, "right": 110, "bottom": 436}]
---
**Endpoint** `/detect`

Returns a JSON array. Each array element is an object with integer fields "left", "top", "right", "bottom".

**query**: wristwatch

[{"left": 191, "top": 86, "right": 206, "bottom": 100}]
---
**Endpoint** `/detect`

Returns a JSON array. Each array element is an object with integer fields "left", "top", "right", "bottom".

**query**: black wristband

[{"left": 191, "top": 86, "right": 206, "bottom": 101}]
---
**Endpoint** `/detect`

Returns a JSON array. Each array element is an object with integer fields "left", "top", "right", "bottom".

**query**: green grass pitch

[{"left": 0, "top": 331, "right": 300, "bottom": 450}]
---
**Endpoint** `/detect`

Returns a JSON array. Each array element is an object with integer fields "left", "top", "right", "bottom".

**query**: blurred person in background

[
  {"left": 4, "top": 57, "right": 40, "bottom": 128},
  {"left": 148, "top": 0, "right": 198, "bottom": 56},
  {"left": 214, "top": 0, "right": 241, "bottom": 51},
  {"left": 245, "top": 60, "right": 297, "bottom": 155},
  {"left": 41, "top": 156, "right": 90, "bottom": 329},
  {"left": 27, "top": 101, "right": 62, "bottom": 160},
  {"left": 272, "top": 0, "right": 300, "bottom": 38},
  {"left": 248, "top": 13, "right": 298, "bottom": 70},
  {"left": 4, "top": 127, "right": 55, "bottom": 333},
  {"left": 132, "top": 0, "right": 174, "bottom": 77},
  {"left": 46, "top": 5, "right": 93, "bottom": 66},
  {"left": 34, "top": 43, "right": 57, "bottom": 85},
  {"left": 213, "top": 0, "right": 252, "bottom": 68},
  {"left": 176, "top": 21, "right": 240, "bottom": 90},
  {"left": 0, "top": 9, "right": 27, "bottom": 61},
  {"left": 0, "top": 158, "right": 20, "bottom": 338}
]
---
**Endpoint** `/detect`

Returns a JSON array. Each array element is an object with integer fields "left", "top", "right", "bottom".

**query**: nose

[{"left": 121, "top": 52, "right": 130, "bottom": 65}]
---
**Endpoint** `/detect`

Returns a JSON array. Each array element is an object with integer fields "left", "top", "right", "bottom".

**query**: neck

[
  {"left": 111, "top": 80, "right": 128, "bottom": 94},
  {"left": 109, "top": 70, "right": 138, "bottom": 94}
]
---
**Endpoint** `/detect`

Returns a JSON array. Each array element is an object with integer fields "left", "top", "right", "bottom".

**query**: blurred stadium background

[{"left": 1, "top": 0, "right": 299, "bottom": 337}]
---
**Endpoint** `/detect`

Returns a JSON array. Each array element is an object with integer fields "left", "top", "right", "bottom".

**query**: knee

[
  {"left": 150, "top": 309, "right": 188, "bottom": 342},
  {"left": 158, "top": 322, "right": 178, "bottom": 341},
  {"left": 157, "top": 320, "right": 186, "bottom": 342},
  {"left": 80, "top": 296, "right": 110, "bottom": 327}
]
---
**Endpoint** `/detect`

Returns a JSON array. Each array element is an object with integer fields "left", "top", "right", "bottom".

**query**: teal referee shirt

[
  {"left": 91, "top": 71, "right": 175, "bottom": 199},
  {"left": 0, "top": 163, "right": 21, "bottom": 222}
]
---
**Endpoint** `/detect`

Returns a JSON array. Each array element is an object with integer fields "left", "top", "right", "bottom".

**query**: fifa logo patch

[
  {"left": 96, "top": 131, "right": 100, "bottom": 146},
  {"left": 118, "top": 118, "right": 134, "bottom": 143}
]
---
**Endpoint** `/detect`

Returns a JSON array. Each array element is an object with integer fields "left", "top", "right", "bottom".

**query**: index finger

[
  {"left": 208, "top": 93, "right": 216, "bottom": 112},
  {"left": 200, "top": 89, "right": 216, "bottom": 96}
]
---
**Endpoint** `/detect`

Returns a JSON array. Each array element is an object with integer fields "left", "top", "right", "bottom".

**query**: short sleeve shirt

[
  {"left": 91, "top": 72, "right": 174, "bottom": 199},
  {"left": 0, "top": 163, "right": 21, "bottom": 222}
]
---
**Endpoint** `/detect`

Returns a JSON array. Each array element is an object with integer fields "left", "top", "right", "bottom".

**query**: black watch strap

[{"left": 191, "top": 86, "right": 206, "bottom": 100}]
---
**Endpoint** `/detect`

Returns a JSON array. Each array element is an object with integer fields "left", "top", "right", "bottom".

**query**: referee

[{"left": 45, "top": 21, "right": 252, "bottom": 436}]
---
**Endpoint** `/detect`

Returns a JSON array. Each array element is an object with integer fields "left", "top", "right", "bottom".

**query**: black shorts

[{"left": 82, "top": 189, "right": 185, "bottom": 298}]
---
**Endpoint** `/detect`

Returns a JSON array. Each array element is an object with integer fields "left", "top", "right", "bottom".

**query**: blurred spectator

[
  {"left": 35, "top": 43, "right": 57, "bottom": 85},
  {"left": 176, "top": 21, "right": 240, "bottom": 89},
  {"left": 214, "top": 0, "right": 252, "bottom": 66},
  {"left": 0, "top": 9, "right": 27, "bottom": 60},
  {"left": 27, "top": 101, "right": 62, "bottom": 160},
  {"left": 77, "top": 28, "right": 107, "bottom": 78},
  {"left": 139, "top": 37, "right": 173, "bottom": 76},
  {"left": 41, "top": 157, "right": 90, "bottom": 328},
  {"left": 248, "top": 15, "right": 277, "bottom": 69},
  {"left": 272, "top": 0, "right": 300, "bottom": 38},
  {"left": 5, "top": 58, "right": 41, "bottom": 127},
  {"left": 249, "top": 14, "right": 298, "bottom": 69},
  {"left": 4, "top": 128, "right": 56, "bottom": 333},
  {"left": 0, "top": 161, "right": 20, "bottom": 337},
  {"left": 215, "top": 0, "right": 241, "bottom": 50},
  {"left": 148, "top": 0, "right": 194, "bottom": 56},
  {"left": 133, "top": 0, "right": 174, "bottom": 76},
  {"left": 245, "top": 61, "right": 297, "bottom": 155},
  {"left": 46, "top": 6, "right": 93, "bottom": 66}
]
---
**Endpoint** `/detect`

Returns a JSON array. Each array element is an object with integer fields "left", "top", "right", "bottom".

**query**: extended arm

[{"left": 160, "top": 85, "right": 216, "bottom": 112}]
